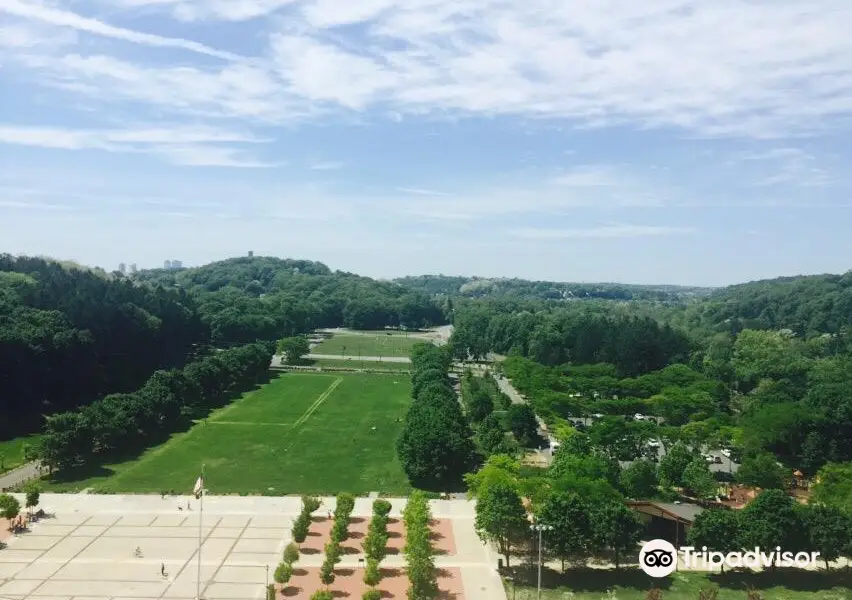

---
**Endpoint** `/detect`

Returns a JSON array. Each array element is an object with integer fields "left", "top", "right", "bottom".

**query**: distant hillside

[
  {"left": 687, "top": 271, "right": 852, "bottom": 335},
  {"left": 133, "top": 256, "right": 447, "bottom": 343},
  {"left": 394, "top": 274, "right": 715, "bottom": 302}
]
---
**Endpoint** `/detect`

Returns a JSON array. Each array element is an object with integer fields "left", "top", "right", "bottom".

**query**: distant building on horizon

[
  {"left": 129, "top": 263, "right": 137, "bottom": 274},
  {"left": 248, "top": 250, "right": 254, "bottom": 257},
  {"left": 164, "top": 260, "right": 183, "bottom": 270},
  {"left": 118, "top": 263, "right": 126, "bottom": 274},
  {"left": 164, "top": 260, "right": 172, "bottom": 270}
]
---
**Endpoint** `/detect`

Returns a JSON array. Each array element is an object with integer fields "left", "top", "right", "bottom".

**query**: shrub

[
  {"left": 311, "top": 591, "right": 334, "bottom": 600},
  {"left": 362, "top": 590, "right": 382, "bottom": 600},
  {"left": 302, "top": 495, "right": 322, "bottom": 514},
  {"left": 373, "top": 499, "right": 392, "bottom": 517},
  {"left": 336, "top": 493, "right": 355, "bottom": 516},
  {"left": 266, "top": 583, "right": 275, "bottom": 600}
]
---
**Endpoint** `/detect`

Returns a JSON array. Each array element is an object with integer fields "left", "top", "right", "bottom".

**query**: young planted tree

[
  {"left": 302, "top": 495, "right": 322, "bottom": 514},
  {"left": 589, "top": 502, "right": 643, "bottom": 570},
  {"left": 319, "top": 560, "right": 335, "bottom": 590},
  {"left": 311, "top": 591, "right": 334, "bottom": 600},
  {"left": 363, "top": 558, "right": 382, "bottom": 588},
  {"left": 801, "top": 504, "right": 852, "bottom": 570},
  {"left": 273, "top": 562, "right": 292, "bottom": 585},
  {"left": 362, "top": 590, "right": 382, "bottom": 600},
  {"left": 0, "top": 493, "right": 21, "bottom": 525},
  {"left": 687, "top": 509, "right": 742, "bottom": 573},
  {"left": 24, "top": 482, "right": 41, "bottom": 515},
  {"left": 325, "top": 541, "right": 342, "bottom": 566},
  {"left": 266, "top": 583, "right": 275, "bottom": 600},
  {"left": 292, "top": 514, "right": 310, "bottom": 544},
  {"left": 283, "top": 542, "right": 300, "bottom": 566},
  {"left": 538, "top": 491, "right": 592, "bottom": 572},
  {"left": 473, "top": 480, "right": 528, "bottom": 568}
]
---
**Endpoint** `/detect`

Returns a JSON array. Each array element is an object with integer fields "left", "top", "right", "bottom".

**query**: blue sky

[{"left": 1, "top": 0, "right": 851, "bottom": 286}]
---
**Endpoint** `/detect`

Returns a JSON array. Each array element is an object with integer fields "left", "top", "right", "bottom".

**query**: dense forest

[
  {"left": 395, "top": 274, "right": 714, "bottom": 302},
  {"left": 0, "top": 255, "right": 206, "bottom": 438},
  {"left": 135, "top": 257, "right": 447, "bottom": 344},
  {"left": 0, "top": 255, "right": 445, "bottom": 441},
  {"left": 448, "top": 270, "right": 852, "bottom": 478}
]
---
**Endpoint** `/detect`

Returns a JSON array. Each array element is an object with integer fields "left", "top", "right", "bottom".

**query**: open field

[
  {"left": 310, "top": 357, "right": 412, "bottom": 371},
  {"left": 40, "top": 372, "right": 412, "bottom": 495},
  {"left": 312, "top": 332, "right": 425, "bottom": 357},
  {"left": 505, "top": 568, "right": 852, "bottom": 600},
  {"left": 0, "top": 434, "right": 41, "bottom": 474}
]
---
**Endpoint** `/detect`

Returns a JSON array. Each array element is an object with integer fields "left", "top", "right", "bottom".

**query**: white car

[
  {"left": 704, "top": 454, "right": 715, "bottom": 463},
  {"left": 647, "top": 440, "right": 661, "bottom": 448},
  {"left": 721, "top": 448, "right": 732, "bottom": 457}
]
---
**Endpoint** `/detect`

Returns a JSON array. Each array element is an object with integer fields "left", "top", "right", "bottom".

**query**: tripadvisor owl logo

[
  {"left": 639, "top": 539, "right": 821, "bottom": 577},
  {"left": 639, "top": 539, "right": 678, "bottom": 577}
]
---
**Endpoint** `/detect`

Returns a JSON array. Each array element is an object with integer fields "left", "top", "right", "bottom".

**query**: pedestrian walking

[{"left": 161, "top": 563, "right": 166, "bottom": 577}]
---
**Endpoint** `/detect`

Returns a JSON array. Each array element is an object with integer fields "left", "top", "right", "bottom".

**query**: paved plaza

[{"left": 0, "top": 494, "right": 506, "bottom": 600}]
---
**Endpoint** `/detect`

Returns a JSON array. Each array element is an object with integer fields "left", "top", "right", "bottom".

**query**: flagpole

[{"left": 196, "top": 463, "right": 204, "bottom": 600}]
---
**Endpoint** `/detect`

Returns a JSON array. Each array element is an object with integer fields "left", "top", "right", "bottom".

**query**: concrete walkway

[{"left": 0, "top": 494, "right": 507, "bottom": 600}]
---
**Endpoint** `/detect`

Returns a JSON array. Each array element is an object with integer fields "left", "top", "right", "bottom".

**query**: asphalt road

[{"left": 0, "top": 460, "right": 43, "bottom": 491}]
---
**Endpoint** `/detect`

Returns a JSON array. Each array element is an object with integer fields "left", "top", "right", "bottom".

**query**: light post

[{"left": 530, "top": 522, "right": 553, "bottom": 600}]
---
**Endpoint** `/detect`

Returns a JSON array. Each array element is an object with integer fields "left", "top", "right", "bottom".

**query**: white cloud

[
  {"left": 0, "top": 0, "right": 239, "bottom": 59},
  {"left": 0, "top": 124, "right": 277, "bottom": 167},
  {"left": 5, "top": 0, "right": 852, "bottom": 138},
  {"left": 510, "top": 224, "right": 696, "bottom": 239},
  {"left": 738, "top": 146, "right": 833, "bottom": 187}
]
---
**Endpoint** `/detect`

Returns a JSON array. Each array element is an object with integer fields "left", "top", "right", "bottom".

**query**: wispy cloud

[
  {"left": 0, "top": 0, "right": 239, "bottom": 59},
  {"left": 0, "top": 124, "right": 277, "bottom": 167},
  {"left": 738, "top": 147, "right": 833, "bottom": 188},
  {"left": 4, "top": 0, "right": 852, "bottom": 137},
  {"left": 396, "top": 187, "right": 451, "bottom": 197},
  {"left": 510, "top": 224, "right": 696, "bottom": 240}
]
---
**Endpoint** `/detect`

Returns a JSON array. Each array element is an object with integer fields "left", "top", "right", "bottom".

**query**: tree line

[
  {"left": 451, "top": 304, "right": 692, "bottom": 376},
  {"left": 396, "top": 343, "right": 475, "bottom": 490},
  {"left": 0, "top": 255, "right": 206, "bottom": 438},
  {"left": 39, "top": 342, "right": 274, "bottom": 471}
]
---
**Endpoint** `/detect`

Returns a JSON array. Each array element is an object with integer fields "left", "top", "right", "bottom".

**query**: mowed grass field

[
  {"left": 0, "top": 434, "right": 42, "bottom": 473},
  {"left": 311, "top": 358, "right": 412, "bottom": 372},
  {"left": 43, "top": 372, "right": 412, "bottom": 495},
  {"left": 506, "top": 569, "right": 852, "bottom": 600},
  {"left": 312, "top": 332, "right": 425, "bottom": 357}
]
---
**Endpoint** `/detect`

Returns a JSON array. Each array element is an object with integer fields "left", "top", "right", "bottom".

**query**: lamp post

[{"left": 530, "top": 522, "right": 553, "bottom": 600}]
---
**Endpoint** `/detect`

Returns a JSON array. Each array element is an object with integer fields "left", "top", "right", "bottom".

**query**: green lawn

[
  {"left": 505, "top": 568, "right": 852, "bottom": 600},
  {"left": 0, "top": 434, "right": 42, "bottom": 473},
  {"left": 312, "top": 333, "right": 424, "bottom": 358},
  {"left": 40, "top": 372, "right": 413, "bottom": 495}
]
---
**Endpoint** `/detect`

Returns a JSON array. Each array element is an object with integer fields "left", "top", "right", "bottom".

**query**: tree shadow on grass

[
  {"left": 508, "top": 566, "right": 672, "bottom": 592},
  {"left": 44, "top": 463, "right": 115, "bottom": 484},
  {"left": 708, "top": 568, "right": 852, "bottom": 592}
]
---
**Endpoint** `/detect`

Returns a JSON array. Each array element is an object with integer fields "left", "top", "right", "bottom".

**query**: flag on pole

[{"left": 193, "top": 475, "right": 204, "bottom": 499}]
